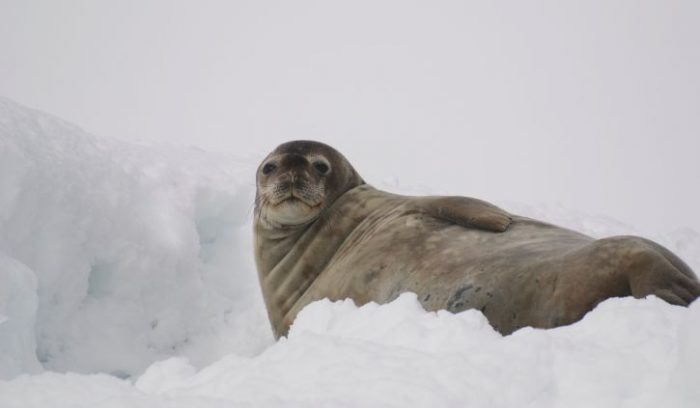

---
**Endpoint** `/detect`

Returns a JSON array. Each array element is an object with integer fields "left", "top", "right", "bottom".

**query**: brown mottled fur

[{"left": 255, "top": 141, "right": 700, "bottom": 338}]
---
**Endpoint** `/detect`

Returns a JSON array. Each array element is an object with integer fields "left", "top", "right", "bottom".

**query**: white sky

[{"left": 1, "top": 0, "right": 699, "bottom": 235}]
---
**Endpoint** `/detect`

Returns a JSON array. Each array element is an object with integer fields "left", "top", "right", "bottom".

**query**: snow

[
  {"left": 1, "top": 295, "right": 699, "bottom": 407},
  {"left": 0, "top": 253, "right": 41, "bottom": 379},
  {"left": 0, "top": 97, "right": 698, "bottom": 406},
  {"left": 0, "top": 96, "right": 271, "bottom": 378}
]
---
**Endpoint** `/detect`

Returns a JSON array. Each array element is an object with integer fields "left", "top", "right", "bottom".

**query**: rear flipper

[
  {"left": 595, "top": 236, "right": 700, "bottom": 306},
  {"left": 415, "top": 196, "right": 512, "bottom": 233}
]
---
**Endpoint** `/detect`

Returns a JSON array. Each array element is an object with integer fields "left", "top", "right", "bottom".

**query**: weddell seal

[{"left": 254, "top": 140, "right": 700, "bottom": 338}]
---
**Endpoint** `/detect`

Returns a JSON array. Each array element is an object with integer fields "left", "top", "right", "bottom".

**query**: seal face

[
  {"left": 255, "top": 140, "right": 363, "bottom": 230},
  {"left": 254, "top": 140, "right": 700, "bottom": 339}
]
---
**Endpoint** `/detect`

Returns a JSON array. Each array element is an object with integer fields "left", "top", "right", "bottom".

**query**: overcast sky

[{"left": 1, "top": 0, "right": 699, "bottom": 235}]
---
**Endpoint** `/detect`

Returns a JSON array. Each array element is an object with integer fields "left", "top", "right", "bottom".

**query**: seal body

[{"left": 255, "top": 141, "right": 700, "bottom": 338}]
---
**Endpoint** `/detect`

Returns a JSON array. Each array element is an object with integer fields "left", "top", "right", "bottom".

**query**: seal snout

[
  {"left": 270, "top": 176, "right": 321, "bottom": 207},
  {"left": 263, "top": 154, "right": 327, "bottom": 208}
]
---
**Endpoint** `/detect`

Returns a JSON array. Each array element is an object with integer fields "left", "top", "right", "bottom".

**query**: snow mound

[
  {"left": 1, "top": 294, "right": 698, "bottom": 407},
  {"left": 0, "top": 97, "right": 271, "bottom": 378}
]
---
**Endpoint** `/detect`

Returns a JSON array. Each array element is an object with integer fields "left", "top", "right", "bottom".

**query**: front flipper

[{"left": 415, "top": 196, "right": 512, "bottom": 232}]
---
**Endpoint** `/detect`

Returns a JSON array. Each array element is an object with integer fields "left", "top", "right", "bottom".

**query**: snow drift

[
  {"left": 0, "top": 97, "right": 699, "bottom": 406},
  {"left": 0, "top": 97, "right": 271, "bottom": 378},
  {"left": 1, "top": 294, "right": 699, "bottom": 407},
  {"left": 0, "top": 253, "right": 41, "bottom": 379}
]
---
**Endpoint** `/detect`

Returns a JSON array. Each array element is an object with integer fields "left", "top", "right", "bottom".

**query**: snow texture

[
  {"left": 0, "top": 253, "right": 41, "bottom": 379},
  {"left": 0, "top": 97, "right": 698, "bottom": 406},
  {"left": 0, "top": 97, "right": 271, "bottom": 378}
]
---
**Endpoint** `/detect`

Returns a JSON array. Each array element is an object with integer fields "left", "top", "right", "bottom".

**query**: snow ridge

[{"left": 0, "top": 97, "right": 270, "bottom": 378}]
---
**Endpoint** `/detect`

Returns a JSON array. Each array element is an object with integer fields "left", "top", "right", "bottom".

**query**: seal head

[{"left": 255, "top": 140, "right": 364, "bottom": 229}]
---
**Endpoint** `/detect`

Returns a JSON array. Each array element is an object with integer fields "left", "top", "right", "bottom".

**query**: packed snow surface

[
  {"left": 1, "top": 97, "right": 699, "bottom": 406},
  {"left": 2, "top": 295, "right": 700, "bottom": 407}
]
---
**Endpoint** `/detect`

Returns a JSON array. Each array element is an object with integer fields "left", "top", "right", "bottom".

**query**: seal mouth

[
  {"left": 276, "top": 193, "right": 323, "bottom": 209},
  {"left": 278, "top": 195, "right": 306, "bottom": 205},
  {"left": 268, "top": 180, "right": 323, "bottom": 208},
  {"left": 259, "top": 189, "right": 325, "bottom": 227}
]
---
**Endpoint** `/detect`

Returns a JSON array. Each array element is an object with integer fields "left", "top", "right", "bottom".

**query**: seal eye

[
  {"left": 262, "top": 163, "right": 277, "bottom": 175},
  {"left": 313, "top": 161, "right": 330, "bottom": 175}
]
